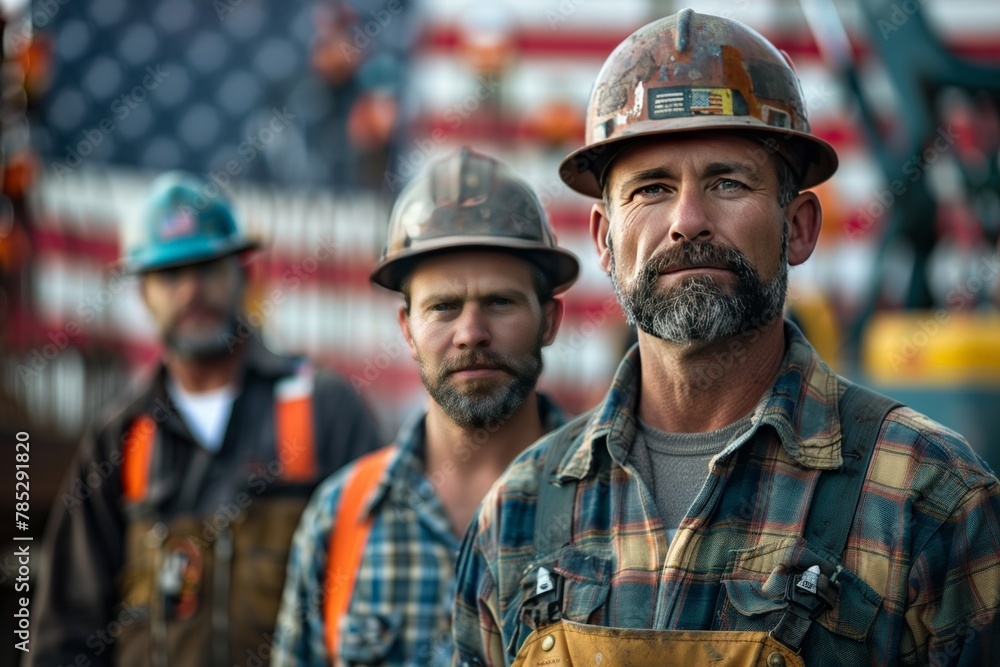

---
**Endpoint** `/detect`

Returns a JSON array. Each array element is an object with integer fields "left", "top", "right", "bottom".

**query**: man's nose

[
  {"left": 452, "top": 305, "right": 491, "bottom": 349},
  {"left": 667, "top": 185, "right": 715, "bottom": 243}
]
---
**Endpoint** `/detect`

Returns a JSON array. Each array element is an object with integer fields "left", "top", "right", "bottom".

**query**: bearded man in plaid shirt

[{"left": 453, "top": 10, "right": 1000, "bottom": 667}]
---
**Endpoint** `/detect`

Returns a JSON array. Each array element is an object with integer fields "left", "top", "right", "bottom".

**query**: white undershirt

[{"left": 167, "top": 378, "right": 238, "bottom": 453}]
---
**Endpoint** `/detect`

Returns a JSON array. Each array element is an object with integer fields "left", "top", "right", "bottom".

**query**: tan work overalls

[
  {"left": 512, "top": 621, "right": 802, "bottom": 667},
  {"left": 508, "top": 562, "right": 838, "bottom": 667},
  {"left": 506, "top": 385, "right": 898, "bottom": 667}
]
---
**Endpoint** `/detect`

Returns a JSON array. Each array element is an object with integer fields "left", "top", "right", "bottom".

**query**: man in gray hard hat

[
  {"left": 273, "top": 147, "right": 579, "bottom": 666},
  {"left": 31, "top": 172, "right": 381, "bottom": 667}
]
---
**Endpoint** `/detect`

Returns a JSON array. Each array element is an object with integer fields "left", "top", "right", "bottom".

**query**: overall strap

[
  {"left": 323, "top": 445, "right": 397, "bottom": 661},
  {"left": 772, "top": 384, "right": 901, "bottom": 651},
  {"left": 274, "top": 365, "right": 317, "bottom": 483},
  {"left": 533, "top": 415, "right": 590, "bottom": 556},
  {"left": 804, "top": 384, "right": 902, "bottom": 557},
  {"left": 122, "top": 414, "right": 158, "bottom": 502}
]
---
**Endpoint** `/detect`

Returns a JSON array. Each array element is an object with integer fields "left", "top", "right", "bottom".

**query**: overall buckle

[{"left": 770, "top": 565, "right": 840, "bottom": 652}]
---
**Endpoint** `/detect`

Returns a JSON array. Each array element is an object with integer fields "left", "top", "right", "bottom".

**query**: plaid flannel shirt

[
  {"left": 273, "top": 395, "right": 565, "bottom": 667},
  {"left": 453, "top": 323, "right": 1000, "bottom": 666}
]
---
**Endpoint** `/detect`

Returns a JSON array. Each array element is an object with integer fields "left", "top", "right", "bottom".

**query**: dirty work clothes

[
  {"left": 453, "top": 322, "right": 1000, "bottom": 666},
  {"left": 273, "top": 395, "right": 566, "bottom": 667},
  {"left": 30, "top": 339, "right": 382, "bottom": 667}
]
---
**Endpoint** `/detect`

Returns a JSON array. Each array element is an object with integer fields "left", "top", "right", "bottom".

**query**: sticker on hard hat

[
  {"left": 158, "top": 208, "right": 197, "bottom": 240},
  {"left": 647, "top": 87, "right": 745, "bottom": 120}
]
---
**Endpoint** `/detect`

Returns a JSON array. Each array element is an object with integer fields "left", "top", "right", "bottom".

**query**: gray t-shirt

[{"left": 630, "top": 415, "right": 752, "bottom": 539}]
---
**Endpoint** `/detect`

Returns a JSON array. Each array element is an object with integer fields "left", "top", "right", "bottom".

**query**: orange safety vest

[
  {"left": 116, "top": 370, "right": 321, "bottom": 667},
  {"left": 121, "top": 373, "right": 319, "bottom": 498},
  {"left": 322, "top": 445, "right": 397, "bottom": 662}
]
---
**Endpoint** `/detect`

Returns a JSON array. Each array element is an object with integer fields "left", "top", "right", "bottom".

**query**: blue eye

[
  {"left": 635, "top": 184, "right": 666, "bottom": 197},
  {"left": 717, "top": 179, "right": 747, "bottom": 191}
]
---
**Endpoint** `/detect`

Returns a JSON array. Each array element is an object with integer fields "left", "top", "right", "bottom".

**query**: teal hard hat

[{"left": 122, "top": 172, "right": 259, "bottom": 274}]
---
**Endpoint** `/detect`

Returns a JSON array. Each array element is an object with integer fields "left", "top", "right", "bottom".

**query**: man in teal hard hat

[{"left": 30, "top": 172, "right": 382, "bottom": 667}]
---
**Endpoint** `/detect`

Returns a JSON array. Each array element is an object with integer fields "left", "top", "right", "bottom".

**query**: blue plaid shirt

[
  {"left": 273, "top": 396, "right": 566, "bottom": 667},
  {"left": 453, "top": 323, "right": 1000, "bottom": 666}
]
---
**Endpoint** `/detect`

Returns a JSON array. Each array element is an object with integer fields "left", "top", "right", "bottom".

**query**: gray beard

[
  {"left": 419, "top": 336, "right": 544, "bottom": 430},
  {"left": 609, "top": 229, "right": 788, "bottom": 345}
]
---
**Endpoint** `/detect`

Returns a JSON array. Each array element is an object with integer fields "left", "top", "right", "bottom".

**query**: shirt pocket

[
  {"left": 716, "top": 537, "right": 882, "bottom": 654},
  {"left": 338, "top": 611, "right": 403, "bottom": 665},
  {"left": 504, "top": 547, "right": 612, "bottom": 659}
]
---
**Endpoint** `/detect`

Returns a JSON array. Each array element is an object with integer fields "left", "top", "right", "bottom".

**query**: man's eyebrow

[
  {"left": 702, "top": 161, "right": 764, "bottom": 182},
  {"left": 613, "top": 161, "right": 765, "bottom": 195},
  {"left": 615, "top": 167, "right": 675, "bottom": 196},
  {"left": 415, "top": 287, "right": 529, "bottom": 305}
]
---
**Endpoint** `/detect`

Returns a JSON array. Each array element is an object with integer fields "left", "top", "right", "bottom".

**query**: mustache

[
  {"left": 645, "top": 241, "right": 752, "bottom": 277},
  {"left": 169, "top": 302, "right": 226, "bottom": 325},
  {"left": 440, "top": 351, "right": 519, "bottom": 376}
]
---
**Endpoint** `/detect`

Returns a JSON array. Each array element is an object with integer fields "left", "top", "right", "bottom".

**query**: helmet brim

[
  {"left": 121, "top": 236, "right": 260, "bottom": 274},
  {"left": 370, "top": 236, "right": 580, "bottom": 295},
  {"left": 559, "top": 119, "right": 839, "bottom": 199}
]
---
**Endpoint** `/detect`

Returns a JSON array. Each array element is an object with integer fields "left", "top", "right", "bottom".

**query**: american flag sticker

[
  {"left": 159, "top": 208, "right": 197, "bottom": 240},
  {"left": 648, "top": 87, "right": 735, "bottom": 120},
  {"left": 690, "top": 88, "right": 733, "bottom": 115}
]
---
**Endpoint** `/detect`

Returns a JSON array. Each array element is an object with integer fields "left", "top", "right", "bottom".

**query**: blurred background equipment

[{"left": 0, "top": 2, "right": 998, "bottom": 665}]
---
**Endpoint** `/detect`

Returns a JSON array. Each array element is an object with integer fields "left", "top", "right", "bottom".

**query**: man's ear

[
  {"left": 139, "top": 275, "right": 150, "bottom": 308},
  {"left": 540, "top": 298, "right": 564, "bottom": 347},
  {"left": 785, "top": 191, "right": 822, "bottom": 266},
  {"left": 590, "top": 202, "right": 612, "bottom": 274},
  {"left": 397, "top": 305, "right": 419, "bottom": 361}
]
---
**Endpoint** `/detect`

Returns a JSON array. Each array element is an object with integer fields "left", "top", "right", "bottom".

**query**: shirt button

[
  {"left": 541, "top": 634, "right": 555, "bottom": 651},
  {"left": 767, "top": 652, "right": 786, "bottom": 667}
]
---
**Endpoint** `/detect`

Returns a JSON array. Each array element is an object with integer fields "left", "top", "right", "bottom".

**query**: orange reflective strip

[
  {"left": 324, "top": 446, "right": 397, "bottom": 661},
  {"left": 275, "top": 395, "right": 316, "bottom": 483},
  {"left": 122, "top": 415, "right": 156, "bottom": 501}
]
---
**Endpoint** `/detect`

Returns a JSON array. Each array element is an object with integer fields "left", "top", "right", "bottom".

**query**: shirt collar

[
  {"left": 555, "top": 321, "right": 846, "bottom": 483},
  {"left": 363, "top": 392, "right": 571, "bottom": 516}
]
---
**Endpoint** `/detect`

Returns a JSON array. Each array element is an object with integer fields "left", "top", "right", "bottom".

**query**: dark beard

[
  {"left": 609, "top": 228, "right": 788, "bottom": 344},
  {"left": 164, "top": 309, "right": 243, "bottom": 360},
  {"left": 419, "top": 335, "right": 544, "bottom": 430}
]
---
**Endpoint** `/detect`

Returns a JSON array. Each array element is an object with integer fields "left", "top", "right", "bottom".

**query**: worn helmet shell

[
  {"left": 559, "top": 8, "right": 839, "bottom": 198},
  {"left": 122, "top": 172, "right": 259, "bottom": 273},
  {"left": 371, "top": 147, "right": 580, "bottom": 293}
]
